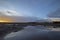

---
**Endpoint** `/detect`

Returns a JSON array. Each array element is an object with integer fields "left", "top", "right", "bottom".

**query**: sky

[{"left": 0, "top": 0, "right": 60, "bottom": 18}]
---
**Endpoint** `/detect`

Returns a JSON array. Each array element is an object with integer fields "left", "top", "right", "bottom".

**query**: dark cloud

[
  {"left": 47, "top": 8, "right": 60, "bottom": 18},
  {"left": 7, "top": 16, "right": 38, "bottom": 22}
]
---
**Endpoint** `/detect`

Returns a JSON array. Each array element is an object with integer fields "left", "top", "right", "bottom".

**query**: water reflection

[{"left": 4, "top": 26, "right": 60, "bottom": 40}]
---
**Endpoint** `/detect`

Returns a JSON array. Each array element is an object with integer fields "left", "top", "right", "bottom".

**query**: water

[{"left": 4, "top": 26, "right": 60, "bottom": 40}]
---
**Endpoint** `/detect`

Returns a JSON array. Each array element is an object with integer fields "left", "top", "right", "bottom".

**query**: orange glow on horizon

[
  {"left": 0, "top": 17, "right": 14, "bottom": 22},
  {"left": 0, "top": 20, "right": 9, "bottom": 22}
]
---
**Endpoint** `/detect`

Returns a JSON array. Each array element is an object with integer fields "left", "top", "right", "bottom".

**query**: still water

[{"left": 4, "top": 26, "right": 60, "bottom": 40}]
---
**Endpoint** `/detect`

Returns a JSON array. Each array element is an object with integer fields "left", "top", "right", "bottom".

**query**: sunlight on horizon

[
  {"left": 0, "top": 17, "right": 13, "bottom": 22},
  {"left": 0, "top": 20, "right": 9, "bottom": 22}
]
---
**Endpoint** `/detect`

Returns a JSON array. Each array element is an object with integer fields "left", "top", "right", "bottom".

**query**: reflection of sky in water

[
  {"left": 5, "top": 26, "right": 51, "bottom": 40},
  {"left": 4, "top": 26, "right": 60, "bottom": 40}
]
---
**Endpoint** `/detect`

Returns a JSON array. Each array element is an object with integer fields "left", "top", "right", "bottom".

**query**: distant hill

[
  {"left": 36, "top": 19, "right": 52, "bottom": 22},
  {"left": 36, "top": 18, "right": 60, "bottom": 22}
]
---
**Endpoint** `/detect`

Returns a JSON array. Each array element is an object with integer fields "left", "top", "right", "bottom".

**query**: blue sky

[{"left": 0, "top": 0, "right": 60, "bottom": 19}]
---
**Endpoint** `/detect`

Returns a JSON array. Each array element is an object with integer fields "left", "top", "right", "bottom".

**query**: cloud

[
  {"left": 47, "top": 8, "right": 60, "bottom": 18},
  {"left": 0, "top": 10, "right": 37, "bottom": 22},
  {"left": 0, "top": 10, "right": 22, "bottom": 16},
  {"left": 0, "top": 0, "right": 38, "bottom": 22}
]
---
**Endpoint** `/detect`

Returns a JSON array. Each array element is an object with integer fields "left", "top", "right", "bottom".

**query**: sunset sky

[{"left": 0, "top": 0, "right": 60, "bottom": 18}]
